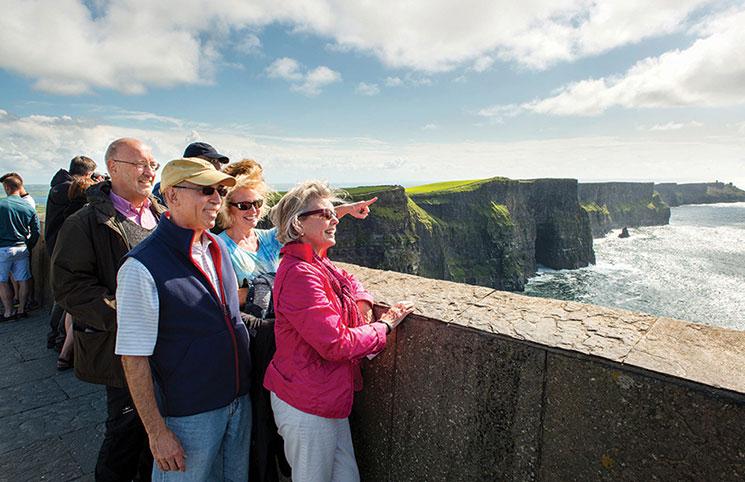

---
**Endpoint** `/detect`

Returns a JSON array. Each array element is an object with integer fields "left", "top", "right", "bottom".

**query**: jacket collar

[
  {"left": 153, "top": 214, "right": 216, "bottom": 260},
  {"left": 88, "top": 181, "right": 166, "bottom": 226},
  {"left": 279, "top": 240, "right": 325, "bottom": 262}
]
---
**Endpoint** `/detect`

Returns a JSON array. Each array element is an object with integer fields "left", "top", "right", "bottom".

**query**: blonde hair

[
  {"left": 217, "top": 174, "right": 275, "bottom": 229},
  {"left": 270, "top": 180, "right": 344, "bottom": 244},
  {"left": 223, "top": 159, "right": 263, "bottom": 179}
]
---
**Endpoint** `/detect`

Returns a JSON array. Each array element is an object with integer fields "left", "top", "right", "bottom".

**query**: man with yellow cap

[{"left": 115, "top": 158, "right": 252, "bottom": 480}]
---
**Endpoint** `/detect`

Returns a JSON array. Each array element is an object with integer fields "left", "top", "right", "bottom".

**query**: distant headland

[{"left": 329, "top": 179, "right": 745, "bottom": 292}]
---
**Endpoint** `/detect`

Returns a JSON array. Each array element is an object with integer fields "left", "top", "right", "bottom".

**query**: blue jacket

[{"left": 128, "top": 215, "right": 251, "bottom": 416}]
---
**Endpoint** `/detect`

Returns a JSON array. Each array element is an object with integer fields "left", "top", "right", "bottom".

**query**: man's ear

[{"left": 164, "top": 188, "right": 177, "bottom": 206}]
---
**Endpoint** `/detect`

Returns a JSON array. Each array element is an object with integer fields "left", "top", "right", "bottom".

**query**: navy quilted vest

[{"left": 127, "top": 215, "right": 251, "bottom": 416}]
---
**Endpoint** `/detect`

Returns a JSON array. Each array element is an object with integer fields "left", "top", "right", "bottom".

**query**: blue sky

[{"left": 1, "top": 0, "right": 744, "bottom": 188}]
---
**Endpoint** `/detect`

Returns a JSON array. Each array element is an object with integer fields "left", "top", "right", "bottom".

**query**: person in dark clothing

[
  {"left": 52, "top": 138, "right": 162, "bottom": 481},
  {"left": 56, "top": 175, "right": 102, "bottom": 371},
  {"left": 44, "top": 155, "right": 97, "bottom": 351},
  {"left": 45, "top": 156, "right": 97, "bottom": 256}
]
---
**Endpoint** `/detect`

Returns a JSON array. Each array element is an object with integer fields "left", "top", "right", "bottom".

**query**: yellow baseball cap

[{"left": 160, "top": 158, "right": 236, "bottom": 190}]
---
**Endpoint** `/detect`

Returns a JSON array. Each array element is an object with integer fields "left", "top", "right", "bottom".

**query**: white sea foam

[{"left": 526, "top": 203, "right": 745, "bottom": 331}]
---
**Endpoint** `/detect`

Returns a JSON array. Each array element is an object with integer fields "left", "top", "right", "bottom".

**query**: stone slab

[
  {"left": 385, "top": 317, "right": 544, "bottom": 481},
  {"left": 54, "top": 371, "right": 103, "bottom": 400},
  {"left": 539, "top": 352, "right": 745, "bottom": 481},
  {"left": 337, "top": 262, "right": 497, "bottom": 324},
  {"left": 0, "top": 377, "right": 68, "bottom": 419},
  {"left": 0, "top": 437, "right": 83, "bottom": 482},
  {"left": 0, "top": 356, "right": 60, "bottom": 390},
  {"left": 624, "top": 317, "right": 745, "bottom": 393},
  {"left": 0, "top": 391, "right": 105, "bottom": 454},
  {"left": 0, "top": 344, "right": 23, "bottom": 369},
  {"left": 61, "top": 424, "right": 106, "bottom": 475},
  {"left": 341, "top": 263, "right": 745, "bottom": 396}
]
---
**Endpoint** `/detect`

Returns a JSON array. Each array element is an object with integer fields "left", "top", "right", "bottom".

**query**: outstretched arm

[{"left": 335, "top": 197, "right": 378, "bottom": 219}]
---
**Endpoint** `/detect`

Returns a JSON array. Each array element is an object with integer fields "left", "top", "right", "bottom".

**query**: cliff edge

[
  {"left": 654, "top": 182, "right": 745, "bottom": 206},
  {"left": 578, "top": 182, "right": 670, "bottom": 237},
  {"left": 331, "top": 177, "right": 594, "bottom": 291}
]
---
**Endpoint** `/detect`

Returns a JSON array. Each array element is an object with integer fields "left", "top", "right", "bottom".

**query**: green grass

[
  {"left": 342, "top": 185, "right": 398, "bottom": 197},
  {"left": 490, "top": 202, "right": 512, "bottom": 225},
  {"left": 405, "top": 179, "right": 487, "bottom": 195},
  {"left": 407, "top": 197, "right": 436, "bottom": 231},
  {"left": 581, "top": 202, "right": 610, "bottom": 216}
]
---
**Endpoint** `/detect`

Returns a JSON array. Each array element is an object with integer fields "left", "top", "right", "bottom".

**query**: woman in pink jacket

[{"left": 264, "top": 180, "right": 414, "bottom": 482}]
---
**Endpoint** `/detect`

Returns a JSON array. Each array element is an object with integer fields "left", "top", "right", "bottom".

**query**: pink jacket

[{"left": 263, "top": 242, "right": 388, "bottom": 419}]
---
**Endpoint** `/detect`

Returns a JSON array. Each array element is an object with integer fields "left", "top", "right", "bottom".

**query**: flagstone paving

[{"left": 0, "top": 309, "right": 105, "bottom": 481}]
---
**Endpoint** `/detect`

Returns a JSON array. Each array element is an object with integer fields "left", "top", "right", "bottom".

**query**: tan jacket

[{"left": 51, "top": 181, "right": 165, "bottom": 387}]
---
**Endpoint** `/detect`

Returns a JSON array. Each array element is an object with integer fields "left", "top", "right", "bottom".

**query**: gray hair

[{"left": 270, "top": 180, "right": 344, "bottom": 244}]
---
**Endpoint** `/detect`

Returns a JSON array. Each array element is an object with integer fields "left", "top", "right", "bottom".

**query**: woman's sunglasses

[
  {"left": 229, "top": 199, "right": 264, "bottom": 211},
  {"left": 298, "top": 208, "right": 337, "bottom": 220},
  {"left": 172, "top": 185, "right": 228, "bottom": 197}
]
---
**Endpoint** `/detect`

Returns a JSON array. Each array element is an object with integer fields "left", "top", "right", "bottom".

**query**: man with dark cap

[{"left": 152, "top": 142, "right": 229, "bottom": 204}]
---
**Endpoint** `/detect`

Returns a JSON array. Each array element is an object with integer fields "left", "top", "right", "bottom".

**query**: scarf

[{"left": 315, "top": 254, "right": 364, "bottom": 329}]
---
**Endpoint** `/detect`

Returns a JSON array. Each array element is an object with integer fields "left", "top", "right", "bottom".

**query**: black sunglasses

[
  {"left": 229, "top": 199, "right": 264, "bottom": 211},
  {"left": 298, "top": 208, "right": 337, "bottom": 220},
  {"left": 172, "top": 185, "right": 228, "bottom": 197}
]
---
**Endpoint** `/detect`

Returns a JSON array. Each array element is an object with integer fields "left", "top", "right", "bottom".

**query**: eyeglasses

[
  {"left": 229, "top": 199, "right": 263, "bottom": 211},
  {"left": 113, "top": 159, "right": 160, "bottom": 172},
  {"left": 298, "top": 208, "right": 337, "bottom": 220},
  {"left": 172, "top": 185, "right": 228, "bottom": 197}
]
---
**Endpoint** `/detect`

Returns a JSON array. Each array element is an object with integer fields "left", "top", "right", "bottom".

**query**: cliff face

[
  {"left": 578, "top": 182, "right": 670, "bottom": 237},
  {"left": 654, "top": 182, "right": 745, "bottom": 207},
  {"left": 331, "top": 178, "right": 594, "bottom": 291}
]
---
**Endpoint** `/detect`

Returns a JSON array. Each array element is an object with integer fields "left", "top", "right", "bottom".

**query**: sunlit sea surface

[{"left": 525, "top": 202, "right": 745, "bottom": 331}]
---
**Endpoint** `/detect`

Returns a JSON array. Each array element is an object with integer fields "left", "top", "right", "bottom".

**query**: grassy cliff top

[
  {"left": 405, "top": 178, "right": 495, "bottom": 195},
  {"left": 342, "top": 185, "right": 399, "bottom": 197}
]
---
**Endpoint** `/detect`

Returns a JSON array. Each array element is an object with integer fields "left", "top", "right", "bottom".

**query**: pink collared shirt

[{"left": 110, "top": 191, "right": 158, "bottom": 230}]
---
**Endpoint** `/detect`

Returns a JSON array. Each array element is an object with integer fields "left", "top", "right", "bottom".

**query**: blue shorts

[{"left": 0, "top": 245, "right": 31, "bottom": 282}]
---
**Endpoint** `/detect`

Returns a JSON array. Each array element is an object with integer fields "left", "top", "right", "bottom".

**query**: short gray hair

[{"left": 270, "top": 180, "right": 344, "bottom": 244}]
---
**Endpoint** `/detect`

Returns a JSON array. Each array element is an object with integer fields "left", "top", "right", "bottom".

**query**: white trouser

[{"left": 270, "top": 392, "right": 360, "bottom": 482}]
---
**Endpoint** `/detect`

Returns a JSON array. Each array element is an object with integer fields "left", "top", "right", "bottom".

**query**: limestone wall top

[{"left": 338, "top": 262, "right": 745, "bottom": 395}]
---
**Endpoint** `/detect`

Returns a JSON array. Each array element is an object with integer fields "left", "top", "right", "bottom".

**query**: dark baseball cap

[{"left": 183, "top": 142, "right": 229, "bottom": 164}]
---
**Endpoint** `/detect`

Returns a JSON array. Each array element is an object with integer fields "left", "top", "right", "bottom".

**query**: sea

[{"left": 525, "top": 202, "right": 745, "bottom": 331}]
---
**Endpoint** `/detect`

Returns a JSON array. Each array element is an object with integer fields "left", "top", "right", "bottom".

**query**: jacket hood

[{"left": 50, "top": 169, "right": 72, "bottom": 187}]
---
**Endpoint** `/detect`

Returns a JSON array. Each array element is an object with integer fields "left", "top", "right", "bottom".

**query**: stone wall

[{"left": 342, "top": 263, "right": 745, "bottom": 481}]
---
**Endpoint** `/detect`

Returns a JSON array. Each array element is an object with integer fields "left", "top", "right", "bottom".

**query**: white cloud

[
  {"left": 512, "top": 7, "right": 745, "bottom": 116},
  {"left": 422, "top": 123, "right": 438, "bottom": 130},
  {"left": 355, "top": 82, "right": 380, "bottom": 96},
  {"left": 266, "top": 57, "right": 303, "bottom": 81},
  {"left": 384, "top": 76, "right": 403, "bottom": 87},
  {"left": 291, "top": 66, "right": 342, "bottom": 96},
  {"left": 0, "top": 0, "right": 724, "bottom": 95},
  {"left": 267, "top": 58, "right": 341, "bottom": 96},
  {"left": 4, "top": 108, "right": 744, "bottom": 191},
  {"left": 235, "top": 33, "right": 262, "bottom": 55},
  {"left": 471, "top": 56, "right": 494, "bottom": 72},
  {"left": 642, "top": 121, "right": 703, "bottom": 131}
]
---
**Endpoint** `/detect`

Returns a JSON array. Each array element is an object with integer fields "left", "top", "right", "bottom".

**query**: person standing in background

[{"left": 0, "top": 173, "right": 40, "bottom": 321}]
